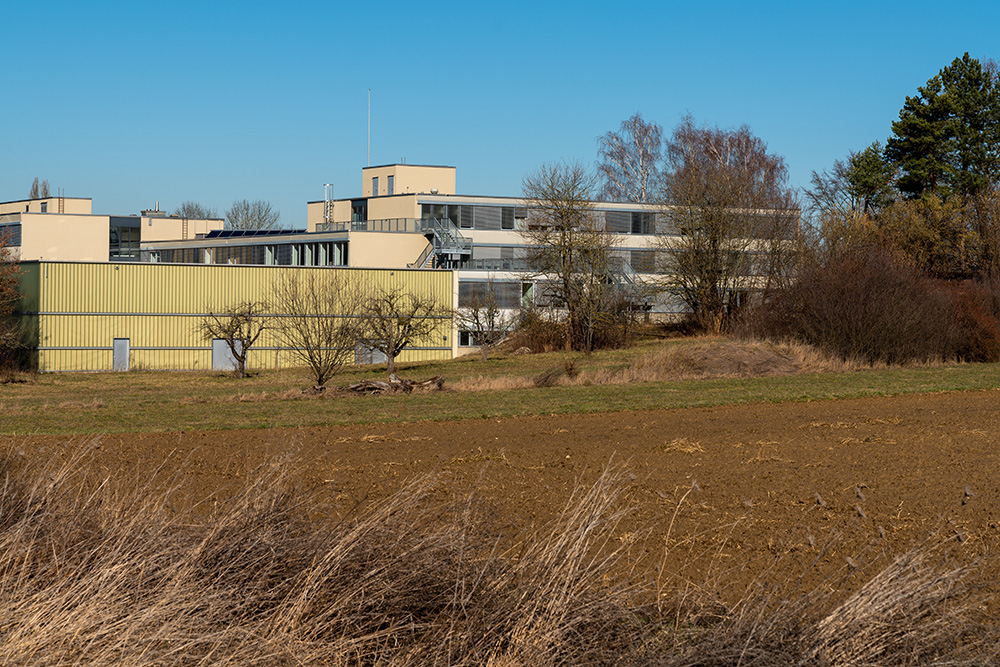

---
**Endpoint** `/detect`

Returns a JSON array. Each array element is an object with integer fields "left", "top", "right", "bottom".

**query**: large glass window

[
  {"left": 372, "top": 176, "right": 379, "bottom": 197},
  {"left": 387, "top": 175, "right": 394, "bottom": 195},
  {"left": 109, "top": 225, "right": 140, "bottom": 260}
]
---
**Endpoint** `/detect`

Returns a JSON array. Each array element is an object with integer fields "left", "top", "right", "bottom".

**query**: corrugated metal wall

[{"left": 21, "top": 262, "right": 454, "bottom": 372}]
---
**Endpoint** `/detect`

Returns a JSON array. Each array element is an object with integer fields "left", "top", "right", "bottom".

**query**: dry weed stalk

[{"left": 0, "top": 445, "right": 995, "bottom": 665}]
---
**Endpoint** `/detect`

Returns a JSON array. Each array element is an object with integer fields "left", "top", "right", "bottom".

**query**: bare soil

[{"left": 8, "top": 388, "right": 1000, "bottom": 594}]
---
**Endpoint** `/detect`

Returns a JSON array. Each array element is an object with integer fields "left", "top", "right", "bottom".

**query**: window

[
  {"left": 109, "top": 225, "right": 140, "bottom": 260},
  {"left": 459, "top": 331, "right": 481, "bottom": 347},
  {"left": 0, "top": 224, "right": 22, "bottom": 246},
  {"left": 351, "top": 200, "right": 367, "bottom": 222},
  {"left": 387, "top": 175, "right": 394, "bottom": 196},
  {"left": 631, "top": 212, "right": 653, "bottom": 235},
  {"left": 372, "top": 176, "right": 379, "bottom": 197},
  {"left": 40, "top": 202, "right": 47, "bottom": 213},
  {"left": 501, "top": 207, "right": 515, "bottom": 230},
  {"left": 458, "top": 281, "right": 522, "bottom": 308}
]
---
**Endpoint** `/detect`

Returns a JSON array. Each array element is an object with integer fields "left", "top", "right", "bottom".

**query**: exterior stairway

[{"left": 413, "top": 217, "right": 472, "bottom": 268}]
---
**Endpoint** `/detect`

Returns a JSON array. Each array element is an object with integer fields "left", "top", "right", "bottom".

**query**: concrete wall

[
  {"left": 347, "top": 231, "right": 429, "bottom": 268},
  {"left": 0, "top": 197, "right": 92, "bottom": 215},
  {"left": 141, "top": 216, "right": 225, "bottom": 241},
  {"left": 20, "top": 214, "right": 110, "bottom": 261},
  {"left": 362, "top": 165, "right": 456, "bottom": 197}
]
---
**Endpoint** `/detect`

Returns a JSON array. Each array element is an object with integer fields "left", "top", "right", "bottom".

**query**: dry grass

[
  {"left": 454, "top": 340, "right": 862, "bottom": 392},
  {"left": 656, "top": 532, "right": 998, "bottom": 666},
  {"left": 0, "top": 447, "right": 996, "bottom": 665}
]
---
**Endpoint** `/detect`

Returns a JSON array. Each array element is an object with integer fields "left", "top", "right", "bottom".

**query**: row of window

[
  {"left": 419, "top": 204, "right": 661, "bottom": 235},
  {"left": 421, "top": 204, "right": 524, "bottom": 231}
]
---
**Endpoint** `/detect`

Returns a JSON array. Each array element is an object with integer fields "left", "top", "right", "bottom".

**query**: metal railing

[
  {"left": 418, "top": 217, "right": 472, "bottom": 255},
  {"left": 317, "top": 218, "right": 420, "bottom": 233},
  {"left": 408, "top": 241, "right": 435, "bottom": 269},
  {"left": 464, "top": 258, "right": 529, "bottom": 271}
]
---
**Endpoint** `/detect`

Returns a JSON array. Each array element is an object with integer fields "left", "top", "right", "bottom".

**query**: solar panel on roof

[{"left": 205, "top": 228, "right": 307, "bottom": 239}]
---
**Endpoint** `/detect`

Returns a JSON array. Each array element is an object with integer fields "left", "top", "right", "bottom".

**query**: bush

[
  {"left": 948, "top": 278, "right": 1000, "bottom": 362},
  {"left": 508, "top": 301, "right": 638, "bottom": 355},
  {"left": 743, "top": 246, "right": 958, "bottom": 364},
  {"left": 506, "top": 306, "right": 568, "bottom": 353}
]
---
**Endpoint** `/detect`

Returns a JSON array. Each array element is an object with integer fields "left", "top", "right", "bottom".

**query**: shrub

[
  {"left": 744, "top": 246, "right": 958, "bottom": 364},
  {"left": 506, "top": 306, "right": 568, "bottom": 353},
  {"left": 948, "top": 278, "right": 1000, "bottom": 362}
]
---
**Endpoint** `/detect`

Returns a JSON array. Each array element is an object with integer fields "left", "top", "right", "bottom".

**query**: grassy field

[{"left": 2, "top": 337, "right": 1000, "bottom": 435}]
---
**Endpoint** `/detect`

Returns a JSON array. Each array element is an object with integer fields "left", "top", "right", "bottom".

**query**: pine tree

[{"left": 886, "top": 53, "right": 1000, "bottom": 199}]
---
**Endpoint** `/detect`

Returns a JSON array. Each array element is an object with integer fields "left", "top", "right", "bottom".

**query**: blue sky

[{"left": 3, "top": 0, "right": 998, "bottom": 226}]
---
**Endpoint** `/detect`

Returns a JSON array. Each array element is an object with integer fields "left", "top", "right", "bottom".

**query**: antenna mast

[{"left": 367, "top": 88, "right": 371, "bottom": 167}]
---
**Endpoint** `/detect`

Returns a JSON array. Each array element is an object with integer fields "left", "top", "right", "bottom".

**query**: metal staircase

[{"left": 415, "top": 217, "right": 472, "bottom": 268}]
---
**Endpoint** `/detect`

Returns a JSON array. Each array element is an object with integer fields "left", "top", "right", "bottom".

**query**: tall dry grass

[{"left": 0, "top": 447, "right": 995, "bottom": 665}]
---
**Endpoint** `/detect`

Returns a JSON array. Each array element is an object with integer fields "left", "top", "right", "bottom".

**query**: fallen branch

[{"left": 345, "top": 374, "right": 445, "bottom": 395}]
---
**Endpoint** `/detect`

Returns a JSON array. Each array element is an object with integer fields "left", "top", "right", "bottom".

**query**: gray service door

[
  {"left": 112, "top": 338, "right": 130, "bottom": 372},
  {"left": 212, "top": 338, "right": 241, "bottom": 371}
]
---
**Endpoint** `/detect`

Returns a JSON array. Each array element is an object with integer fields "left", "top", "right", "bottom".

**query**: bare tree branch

[
  {"left": 657, "top": 115, "right": 800, "bottom": 332},
  {"left": 226, "top": 199, "right": 280, "bottom": 230},
  {"left": 175, "top": 201, "right": 219, "bottom": 219},
  {"left": 521, "top": 162, "right": 629, "bottom": 351},
  {"left": 454, "top": 277, "right": 516, "bottom": 361},
  {"left": 596, "top": 113, "right": 663, "bottom": 203},
  {"left": 273, "top": 271, "right": 362, "bottom": 387},
  {"left": 197, "top": 301, "right": 268, "bottom": 378},
  {"left": 357, "top": 287, "right": 446, "bottom": 374}
]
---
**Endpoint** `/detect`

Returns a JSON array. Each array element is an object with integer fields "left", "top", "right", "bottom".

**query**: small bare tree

[
  {"left": 40, "top": 180, "right": 50, "bottom": 198},
  {"left": 454, "top": 279, "right": 516, "bottom": 361},
  {"left": 596, "top": 113, "right": 663, "bottom": 203},
  {"left": 28, "top": 178, "right": 39, "bottom": 199},
  {"left": 226, "top": 199, "right": 280, "bottom": 230},
  {"left": 274, "top": 271, "right": 361, "bottom": 387},
  {"left": 197, "top": 301, "right": 268, "bottom": 378},
  {"left": 358, "top": 286, "right": 445, "bottom": 374}
]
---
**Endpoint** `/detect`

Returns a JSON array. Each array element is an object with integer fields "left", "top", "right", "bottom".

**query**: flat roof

[
  {"left": 0, "top": 196, "right": 91, "bottom": 206},
  {"left": 361, "top": 163, "right": 455, "bottom": 170}
]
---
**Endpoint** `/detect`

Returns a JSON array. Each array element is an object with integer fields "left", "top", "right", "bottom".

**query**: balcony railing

[{"left": 317, "top": 218, "right": 420, "bottom": 233}]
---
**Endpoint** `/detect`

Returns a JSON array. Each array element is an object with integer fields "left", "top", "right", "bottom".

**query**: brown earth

[{"left": 7, "top": 388, "right": 1000, "bottom": 596}]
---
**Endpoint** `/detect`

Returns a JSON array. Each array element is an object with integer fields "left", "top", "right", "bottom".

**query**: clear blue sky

[{"left": 3, "top": 0, "right": 998, "bottom": 226}]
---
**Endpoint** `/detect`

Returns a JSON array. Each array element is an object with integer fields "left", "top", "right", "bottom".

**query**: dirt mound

[{"left": 593, "top": 339, "right": 851, "bottom": 384}]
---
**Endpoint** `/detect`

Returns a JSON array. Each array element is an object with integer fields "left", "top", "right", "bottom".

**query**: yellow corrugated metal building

[{"left": 18, "top": 261, "right": 454, "bottom": 372}]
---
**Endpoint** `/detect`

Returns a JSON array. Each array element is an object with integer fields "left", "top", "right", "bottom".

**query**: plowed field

[{"left": 8, "top": 388, "right": 1000, "bottom": 590}]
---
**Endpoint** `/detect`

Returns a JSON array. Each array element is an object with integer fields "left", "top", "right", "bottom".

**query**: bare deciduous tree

[
  {"left": 175, "top": 201, "right": 219, "bottom": 219},
  {"left": 596, "top": 113, "right": 663, "bottom": 203},
  {"left": 358, "top": 286, "right": 446, "bottom": 374},
  {"left": 274, "top": 272, "right": 362, "bottom": 387},
  {"left": 521, "top": 162, "right": 624, "bottom": 351},
  {"left": 657, "top": 115, "right": 800, "bottom": 332},
  {"left": 197, "top": 301, "right": 268, "bottom": 378},
  {"left": 226, "top": 199, "right": 280, "bottom": 230},
  {"left": 40, "top": 180, "right": 50, "bottom": 198},
  {"left": 28, "top": 178, "right": 39, "bottom": 200},
  {"left": 454, "top": 278, "right": 516, "bottom": 361}
]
